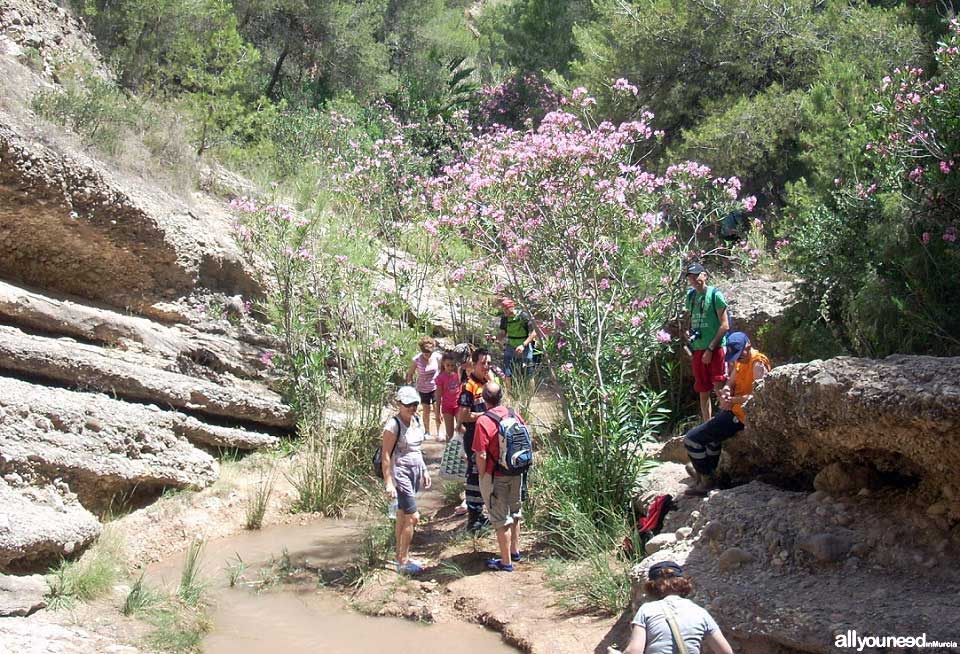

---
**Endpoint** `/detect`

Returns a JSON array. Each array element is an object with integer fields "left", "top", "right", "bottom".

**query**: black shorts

[{"left": 419, "top": 390, "right": 435, "bottom": 405}]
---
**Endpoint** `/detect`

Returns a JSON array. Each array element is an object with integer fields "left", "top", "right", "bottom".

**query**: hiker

[
  {"left": 683, "top": 331, "right": 771, "bottom": 496},
  {"left": 498, "top": 298, "right": 536, "bottom": 393},
  {"left": 381, "top": 386, "right": 431, "bottom": 575},
  {"left": 473, "top": 381, "right": 531, "bottom": 572},
  {"left": 435, "top": 351, "right": 460, "bottom": 443},
  {"left": 406, "top": 336, "right": 442, "bottom": 440},
  {"left": 458, "top": 348, "right": 498, "bottom": 531},
  {"left": 450, "top": 342, "right": 475, "bottom": 516},
  {"left": 684, "top": 263, "right": 730, "bottom": 422},
  {"left": 624, "top": 561, "right": 733, "bottom": 654}
]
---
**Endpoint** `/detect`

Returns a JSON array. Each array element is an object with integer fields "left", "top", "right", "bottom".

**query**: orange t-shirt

[{"left": 731, "top": 349, "right": 771, "bottom": 423}]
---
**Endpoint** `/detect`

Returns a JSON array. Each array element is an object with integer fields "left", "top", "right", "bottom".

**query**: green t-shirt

[
  {"left": 685, "top": 286, "right": 728, "bottom": 351},
  {"left": 499, "top": 312, "right": 531, "bottom": 347}
]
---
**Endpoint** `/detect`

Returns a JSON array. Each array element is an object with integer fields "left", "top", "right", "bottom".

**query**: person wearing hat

[
  {"left": 624, "top": 561, "right": 733, "bottom": 654},
  {"left": 684, "top": 263, "right": 730, "bottom": 422},
  {"left": 498, "top": 297, "right": 537, "bottom": 394},
  {"left": 381, "top": 385, "right": 432, "bottom": 574},
  {"left": 682, "top": 331, "right": 771, "bottom": 496}
]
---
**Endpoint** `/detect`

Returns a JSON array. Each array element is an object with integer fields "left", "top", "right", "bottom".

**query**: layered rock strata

[
  {"left": 0, "top": 375, "right": 221, "bottom": 507},
  {"left": 0, "top": 280, "right": 268, "bottom": 378},
  {"left": 0, "top": 325, "right": 293, "bottom": 429}
]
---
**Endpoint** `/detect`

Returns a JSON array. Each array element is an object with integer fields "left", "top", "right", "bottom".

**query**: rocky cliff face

[{"left": 0, "top": 0, "right": 285, "bottom": 580}]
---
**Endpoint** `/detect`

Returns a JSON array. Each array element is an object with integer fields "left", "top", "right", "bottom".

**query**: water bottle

[{"left": 388, "top": 498, "right": 398, "bottom": 520}]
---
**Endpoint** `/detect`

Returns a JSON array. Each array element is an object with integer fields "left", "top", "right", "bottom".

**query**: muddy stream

[{"left": 145, "top": 513, "right": 517, "bottom": 653}]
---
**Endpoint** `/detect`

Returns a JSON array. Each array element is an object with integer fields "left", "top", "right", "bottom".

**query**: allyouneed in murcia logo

[{"left": 835, "top": 630, "right": 959, "bottom": 651}]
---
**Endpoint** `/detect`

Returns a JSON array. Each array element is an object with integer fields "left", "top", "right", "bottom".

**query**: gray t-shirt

[
  {"left": 384, "top": 415, "right": 426, "bottom": 473},
  {"left": 632, "top": 596, "right": 719, "bottom": 654}
]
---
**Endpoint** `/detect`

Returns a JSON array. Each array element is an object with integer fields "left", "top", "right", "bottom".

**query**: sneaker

[
  {"left": 436, "top": 435, "right": 447, "bottom": 442},
  {"left": 453, "top": 501, "right": 468, "bottom": 516},
  {"left": 398, "top": 561, "right": 424, "bottom": 575},
  {"left": 510, "top": 551, "right": 523, "bottom": 562},
  {"left": 486, "top": 559, "right": 514, "bottom": 572}
]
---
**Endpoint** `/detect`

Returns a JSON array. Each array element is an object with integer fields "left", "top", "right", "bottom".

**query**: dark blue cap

[
  {"left": 725, "top": 331, "right": 750, "bottom": 362},
  {"left": 648, "top": 561, "right": 684, "bottom": 580}
]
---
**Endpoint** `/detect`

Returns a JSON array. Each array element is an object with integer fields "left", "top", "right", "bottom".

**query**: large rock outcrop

[
  {"left": 0, "top": 478, "right": 100, "bottom": 571},
  {"left": 727, "top": 356, "right": 960, "bottom": 518},
  {"left": 631, "top": 474, "right": 960, "bottom": 654}
]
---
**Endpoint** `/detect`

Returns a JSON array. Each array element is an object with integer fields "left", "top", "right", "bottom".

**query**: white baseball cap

[{"left": 396, "top": 386, "right": 419, "bottom": 404}]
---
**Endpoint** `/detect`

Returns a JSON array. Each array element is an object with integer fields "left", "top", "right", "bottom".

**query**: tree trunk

[{"left": 265, "top": 47, "right": 290, "bottom": 99}]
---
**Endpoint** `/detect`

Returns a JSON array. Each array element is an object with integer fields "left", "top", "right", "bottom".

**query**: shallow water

[{"left": 146, "top": 520, "right": 517, "bottom": 654}]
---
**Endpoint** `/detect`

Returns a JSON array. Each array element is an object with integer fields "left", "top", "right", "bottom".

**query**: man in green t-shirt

[
  {"left": 498, "top": 298, "right": 536, "bottom": 393},
  {"left": 684, "top": 263, "right": 730, "bottom": 421}
]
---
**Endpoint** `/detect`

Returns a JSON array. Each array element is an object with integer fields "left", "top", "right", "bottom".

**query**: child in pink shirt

[{"left": 435, "top": 352, "right": 460, "bottom": 443}]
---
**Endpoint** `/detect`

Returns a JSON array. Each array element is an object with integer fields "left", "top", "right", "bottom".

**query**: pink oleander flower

[
  {"left": 922, "top": 232, "right": 931, "bottom": 244},
  {"left": 449, "top": 267, "right": 466, "bottom": 283},
  {"left": 630, "top": 315, "right": 643, "bottom": 328},
  {"left": 259, "top": 350, "right": 276, "bottom": 366},
  {"left": 373, "top": 338, "right": 387, "bottom": 349},
  {"left": 560, "top": 362, "right": 574, "bottom": 374},
  {"left": 656, "top": 330, "right": 672, "bottom": 344},
  {"left": 612, "top": 78, "right": 639, "bottom": 97},
  {"left": 940, "top": 160, "right": 954, "bottom": 175},
  {"left": 599, "top": 278, "right": 611, "bottom": 290},
  {"left": 743, "top": 195, "right": 758, "bottom": 212}
]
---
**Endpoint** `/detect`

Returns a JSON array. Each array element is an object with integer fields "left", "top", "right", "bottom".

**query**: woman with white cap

[
  {"left": 624, "top": 561, "right": 733, "bottom": 654},
  {"left": 381, "top": 385, "right": 432, "bottom": 575}
]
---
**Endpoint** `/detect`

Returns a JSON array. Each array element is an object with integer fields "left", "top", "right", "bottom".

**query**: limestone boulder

[
  {"left": 0, "top": 573, "right": 47, "bottom": 616},
  {"left": 0, "top": 478, "right": 100, "bottom": 571},
  {"left": 630, "top": 481, "right": 960, "bottom": 654},
  {"left": 726, "top": 356, "right": 960, "bottom": 507},
  {"left": 723, "top": 278, "right": 795, "bottom": 347}
]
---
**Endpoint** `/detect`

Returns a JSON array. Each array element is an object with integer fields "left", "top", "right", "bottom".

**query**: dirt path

[{"left": 348, "top": 438, "right": 630, "bottom": 654}]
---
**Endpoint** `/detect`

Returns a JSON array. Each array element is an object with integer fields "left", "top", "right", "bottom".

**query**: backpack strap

[
  {"left": 660, "top": 600, "right": 689, "bottom": 654},
  {"left": 389, "top": 416, "right": 401, "bottom": 455},
  {"left": 483, "top": 410, "right": 503, "bottom": 424}
]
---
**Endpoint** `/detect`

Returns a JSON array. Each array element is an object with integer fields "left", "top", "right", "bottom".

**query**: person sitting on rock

[
  {"left": 683, "top": 331, "right": 771, "bottom": 496},
  {"left": 624, "top": 561, "right": 733, "bottom": 654}
]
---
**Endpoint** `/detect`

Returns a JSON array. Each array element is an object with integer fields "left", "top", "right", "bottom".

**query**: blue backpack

[{"left": 484, "top": 409, "right": 533, "bottom": 474}]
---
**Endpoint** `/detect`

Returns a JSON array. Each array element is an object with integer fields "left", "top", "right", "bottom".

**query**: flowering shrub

[
  {"left": 474, "top": 72, "right": 561, "bottom": 130},
  {"left": 230, "top": 195, "right": 409, "bottom": 428},
  {"left": 421, "top": 87, "right": 744, "bottom": 525},
  {"left": 785, "top": 20, "right": 960, "bottom": 356}
]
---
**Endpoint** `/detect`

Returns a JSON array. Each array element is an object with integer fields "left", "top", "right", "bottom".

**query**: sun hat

[
  {"left": 724, "top": 331, "right": 750, "bottom": 362},
  {"left": 396, "top": 386, "right": 419, "bottom": 404},
  {"left": 648, "top": 561, "right": 684, "bottom": 580}
]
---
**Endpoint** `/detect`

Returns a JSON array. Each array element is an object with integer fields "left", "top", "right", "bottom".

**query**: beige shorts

[{"left": 488, "top": 474, "right": 523, "bottom": 529}]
